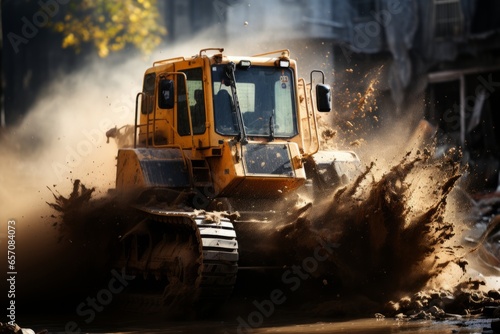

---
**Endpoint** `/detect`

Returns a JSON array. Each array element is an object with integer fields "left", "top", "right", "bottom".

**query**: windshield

[{"left": 212, "top": 64, "right": 298, "bottom": 138}]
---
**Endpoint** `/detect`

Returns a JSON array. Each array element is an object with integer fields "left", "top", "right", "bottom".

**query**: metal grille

[{"left": 434, "top": 0, "right": 464, "bottom": 39}]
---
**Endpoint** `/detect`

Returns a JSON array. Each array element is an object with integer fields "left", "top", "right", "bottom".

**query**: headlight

[
  {"left": 277, "top": 59, "right": 290, "bottom": 68},
  {"left": 238, "top": 60, "right": 251, "bottom": 68}
]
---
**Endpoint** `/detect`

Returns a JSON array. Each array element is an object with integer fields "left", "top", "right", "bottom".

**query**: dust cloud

[{"left": 0, "top": 55, "right": 143, "bottom": 307}]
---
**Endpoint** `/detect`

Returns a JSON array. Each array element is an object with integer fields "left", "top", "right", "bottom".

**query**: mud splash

[
  {"left": 278, "top": 149, "right": 463, "bottom": 301},
  {"left": 45, "top": 147, "right": 470, "bottom": 316},
  {"left": 47, "top": 180, "right": 136, "bottom": 266}
]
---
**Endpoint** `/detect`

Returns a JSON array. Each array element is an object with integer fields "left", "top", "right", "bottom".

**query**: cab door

[
  {"left": 139, "top": 70, "right": 175, "bottom": 146},
  {"left": 173, "top": 59, "right": 210, "bottom": 149}
]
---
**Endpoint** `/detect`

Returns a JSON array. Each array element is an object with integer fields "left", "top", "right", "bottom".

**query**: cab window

[
  {"left": 141, "top": 72, "right": 156, "bottom": 114},
  {"left": 177, "top": 68, "right": 206, "bottom": 136}
]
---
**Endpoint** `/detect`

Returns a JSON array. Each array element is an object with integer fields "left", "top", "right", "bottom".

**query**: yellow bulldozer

[{"left": 108, "top": 48, "right": 360, "bottom": 315}]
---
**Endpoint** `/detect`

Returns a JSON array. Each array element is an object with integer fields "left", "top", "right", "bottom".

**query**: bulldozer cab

[
  {"left": 135, "top": 49, "right": 326, "bottom": 156},
  {"left": 116, "top": 48, "right": 351, "bottom": 204}
]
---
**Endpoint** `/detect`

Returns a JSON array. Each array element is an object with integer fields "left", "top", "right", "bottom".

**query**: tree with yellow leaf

[{"left": 52, "top": 0, "right": 166, "bottom": 58}]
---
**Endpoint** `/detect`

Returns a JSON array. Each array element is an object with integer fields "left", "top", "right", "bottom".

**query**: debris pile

[
  {"left": 464, "top": 194, "right": 500, "bottom": 275},
  {"left": 384, "top": 283, "right": 500, "bottom": 320},
  {"left": 0, "top": 323, "right": 45, "bottom": 334}
]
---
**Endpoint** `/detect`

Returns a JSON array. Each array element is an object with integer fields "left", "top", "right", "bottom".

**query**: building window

[
  {"left": 433, "top": 0, "right": 464, "bottom": 39},
  {"left": 353, "top": 0, "right": 377, "bottom": 21}
]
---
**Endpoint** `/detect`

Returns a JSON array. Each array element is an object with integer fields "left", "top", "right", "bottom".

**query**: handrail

[
  {"left": 310, "top": 69, "right": 326, "bottom": 86},
  {"left": 153, "top": 56, "right": 186, "bottom": 67},
  {"left": 252, "top": 49, "right": 290, "bottom": 58},
  {"left": 134, "top": 92, "right": 170, "bottom": 148},
  {"left": 298, "top": 78, "right": 313, "bottom": 152},
  {"left": 308, "top": 70, "right": 327, "bottom": 155},
  {"left": 298, "top": 78, "right": 320, "bottom": 156},
  {"left": 135, "top": 119, "right": 172, "bottom": 147},
  {"left": 134, "top": 92, "right": 144, "bottom": 148},
  {"left": 199, "top": 48, "right": 224, "bottom": 57},
  {"left": 133, "top": 122, "right": 187, "bottom": 169}
]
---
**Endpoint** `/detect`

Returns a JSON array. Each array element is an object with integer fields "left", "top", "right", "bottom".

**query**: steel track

[{"left": 114, "top": 208, "right": 238, "bottom": 317}]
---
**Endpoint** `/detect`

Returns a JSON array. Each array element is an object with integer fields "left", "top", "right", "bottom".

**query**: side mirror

[
  {"left": 158, "top": 79, "right": 174, "bottom": 109},
  {"left": 316, "top": 83, "right": 331, "bottom": 112}
]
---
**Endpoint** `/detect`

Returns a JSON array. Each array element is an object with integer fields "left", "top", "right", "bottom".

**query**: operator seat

[
  {"left": 191, "top": 89, "right": 206, "bottom": 134},
  {"left": 214, "top": 89, "right": 236, "bottom": 133}
]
